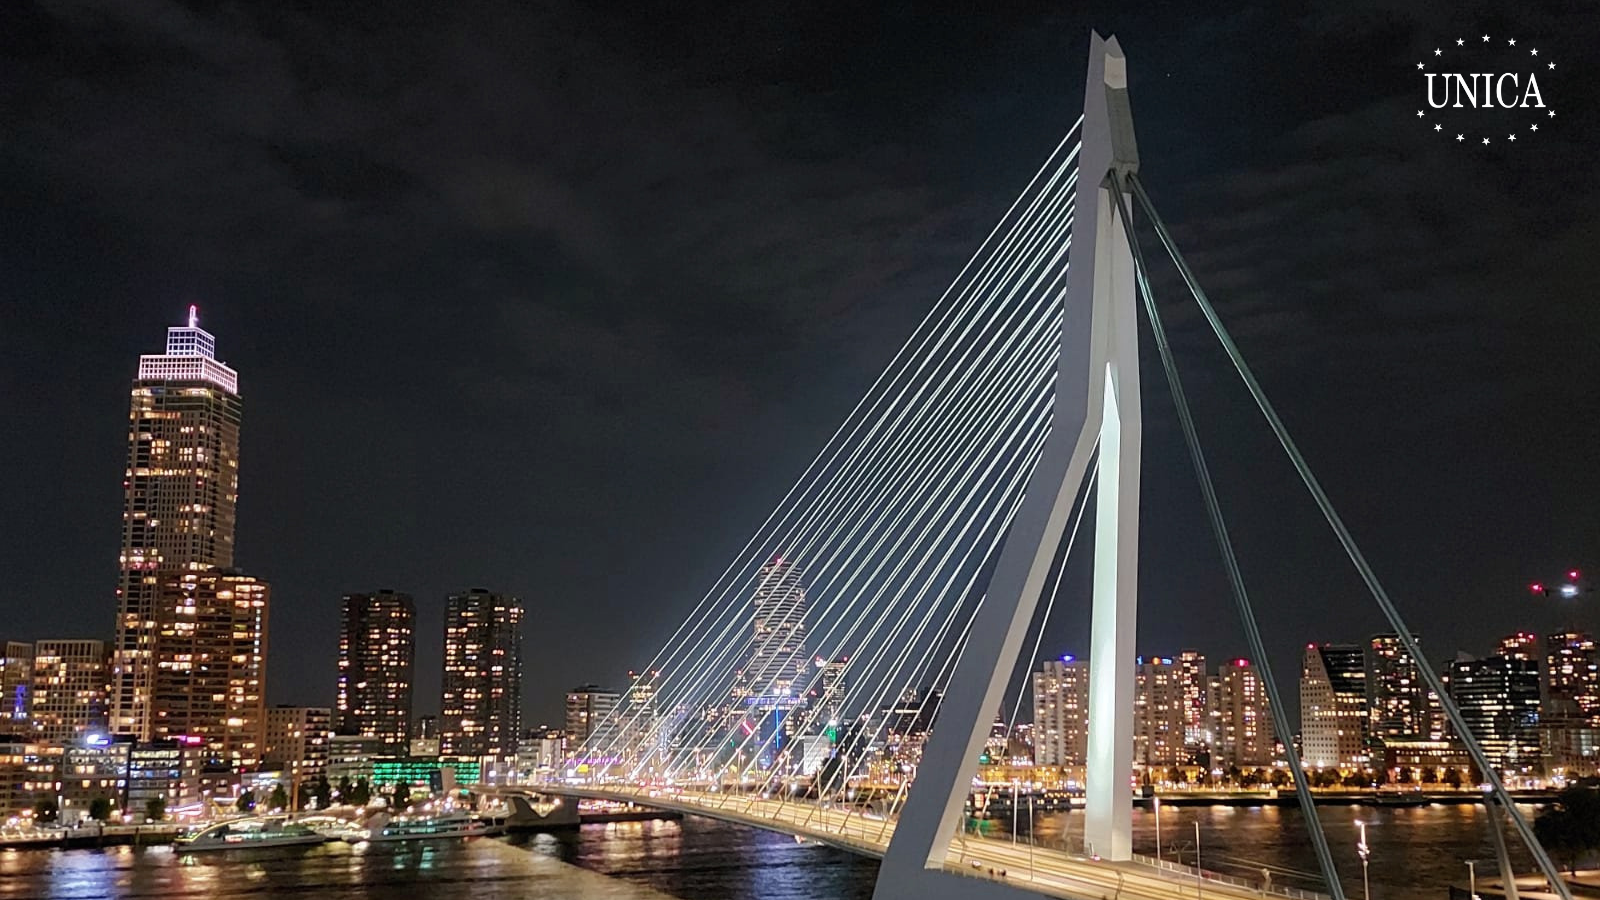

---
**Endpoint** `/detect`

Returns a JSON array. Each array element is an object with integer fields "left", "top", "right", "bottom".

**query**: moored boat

[
  {"left": 176, "top": 817, "right": 329, "bottom": 851},
  {"left": 345, "top": 810, "right": 491, "bottom": 843}
]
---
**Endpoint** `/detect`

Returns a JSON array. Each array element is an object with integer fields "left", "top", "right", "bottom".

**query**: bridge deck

[{"left": 549, "top": 785, "right": 1329, "bottom": 900}]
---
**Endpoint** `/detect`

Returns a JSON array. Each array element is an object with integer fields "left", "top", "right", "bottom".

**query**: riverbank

[
  {"left": 1134, "top": 790, "right": 1557, "bottom": 808},
  {"left": 0, "top": 822, "right": 182, "bottom": 850}
]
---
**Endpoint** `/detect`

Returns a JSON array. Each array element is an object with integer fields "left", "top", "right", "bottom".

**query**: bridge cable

[
  {"left": 1110, "top": 169, "right": 1346, "bottom": 900},
  {"left": 643, "top": 170, "right": 1079, "bottom": 774},
  {"left": 583, "top": 124, "right": 1083, "bottom": 761},
  {"left": 1127, "top": 171, "right": 1576, "bottom": 900}
]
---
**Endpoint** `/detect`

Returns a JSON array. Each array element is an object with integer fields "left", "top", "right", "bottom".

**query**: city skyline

[{"left": 3, "top": 6, "right": 1598, "bottom": 730}]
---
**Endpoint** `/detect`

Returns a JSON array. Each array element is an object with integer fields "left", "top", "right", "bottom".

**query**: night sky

[{"left": 2, "top": 1, "right": 1597, "bottom": 725}]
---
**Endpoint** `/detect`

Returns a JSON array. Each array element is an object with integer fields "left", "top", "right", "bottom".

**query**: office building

[
  {"left": 1032, "top": 655, "right": 1090, "bottom": 766},
  {"left": 31, "top": 640, "right": 109, "bottom": 746},
  {"left": 151, "top": 570, "right": 269, "bottom": 768},
  {"left": 439, "top": 589, "right": 524, "bottom": 757},
  {"left": 113, "top": 308, "right": 242, "bottom": 740},
  {"left": 1448, "top": 654, "right": 1542, "bottom": 775},
  {"left": 334, "top": 590, "right": 416, "bottom": 751},
  {"left": 1300, "top": 643, "right": 1367, "bottom": 769}
]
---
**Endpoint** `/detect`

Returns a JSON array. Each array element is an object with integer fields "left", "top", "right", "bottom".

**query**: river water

[{"left": 0, "top": 804, "right": 1532, "bottom": 900}]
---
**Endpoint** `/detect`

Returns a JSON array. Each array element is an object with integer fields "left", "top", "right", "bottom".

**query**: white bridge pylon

[{"left": 875, "top": 31, "right": 1142, "bottom": 900}]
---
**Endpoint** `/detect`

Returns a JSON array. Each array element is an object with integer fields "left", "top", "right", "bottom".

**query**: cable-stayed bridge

[{"left": 542, "top": 34, "right": 1572, "bottom": 900}]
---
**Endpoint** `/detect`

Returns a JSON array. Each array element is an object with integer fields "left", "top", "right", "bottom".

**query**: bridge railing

[{"left": 1126, "top": 851, "right": 1330, "bottom": 900}]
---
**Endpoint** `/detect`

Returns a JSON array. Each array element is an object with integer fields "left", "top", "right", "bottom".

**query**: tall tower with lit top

[{"left": 111, "top": 307, "right": 243, "bottom": 740}]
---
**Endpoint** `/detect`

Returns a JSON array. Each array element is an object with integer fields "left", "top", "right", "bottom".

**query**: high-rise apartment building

[
  {"left": 151, "top": 570, "right": 269, "bottom": 768},
  {"left": 333, "top": 590, "right": 416, "bottom": 751},
  {"left": 264, "top": 706, "right": 332, "bottom": 795},
  {"left": 1497, "top": 631, "right": 1540, "bottom": 662},
  {"left": 1177, "top": 650, "right": 1208, "bottom": 749},
  {"left": 1213, "top": 658, "right": 1275, "bottom": 768},
  {"left": 1367, "top": 633, "right": 1429, "bottom": 739},
  {"left": 1300, "top": 643, "right": 1367, "bottom": 769},
  {"left": 743, "top": 557, "right": 809, "bottom": 699},
  {"left": 1, "top": 642, "right": 33, "bottom": 729},
  {"left": 808, "top": 656, "right": 850, "bottom": 723},
  {"left": 565, "top": 685, "right": 621, "bottom": 749},
  {"left": 1135, "top": 656, "right": 1187, "bottom": 768},
  {"left": 1545, "top": 631, "right": 1600, "bottom": 721},
  {"left": 1033, "top": 655, "right": 1090, "bottom": 766},
  {"left": 112, "top": 309, "right": 242, "bottom": 740},
  {"left": 30, "top": 640, "right": 108, "bottom": 746},
  {"left": 1448, "top": 654, "right": 1541, "bottom": 775},
  {"left": 440, "top": 590, "right": 524, "bottom": 757}
]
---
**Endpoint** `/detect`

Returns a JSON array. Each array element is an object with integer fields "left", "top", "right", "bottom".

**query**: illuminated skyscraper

[
  {"left": 440, "top": 590, "right": 524, "bottom": 757},
  {"left": 811, "top": 656, "right": 850, "bottom": 720},
  {"left": 30, "top": 640, "right": 108, "bottom": 746},
  {"left": 1213, "top": 658, "right": 1275, "bottom": 768},
  {"left": 1545, "top": 631, "right": 1600, "bottom": 721},
  {"left": 112, "top": 308, "right": 242, "bottom": 740},
  {"left": 1177, "top": 649, "right": 1208, "bottom": 750},
  {"left": 1300, "top": 643, "right": 1367, "bottom": 769},
  {"left": 1033, "top": 655, "right": 1090, "bottom": 766},
  {"left": 1367, "top": 633, "right": 1429, "bottom": 739},
  {"left": 1134, "top": 656, "right": 1186, "bottom": 768},
  {"left": 334, "top": 590, "right": 416, "bottom": 752},
  {"left": 744, "top": 557, "right": 809, "bottom": 698},
  {"left": 1448, "top": 654, "right": 1541, "bottom": 775},
  {"left": 151, "top": 570, "right": 269, "bottom": 768},
  {"left": 1497, "top": 631, "right": 1540, "bottom": 662}
]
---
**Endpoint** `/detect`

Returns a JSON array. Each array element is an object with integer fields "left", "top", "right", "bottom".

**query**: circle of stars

[{"left": 1415, "top": 34, "right": 1554, "bottom": 148}]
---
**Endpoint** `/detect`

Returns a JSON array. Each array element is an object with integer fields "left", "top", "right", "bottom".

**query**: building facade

[
  {"left": 112, "top": 309, "right": 242, "bottom": 740},
  {"left": 1448, "top": 655, "right": 1541, "bottom": 775},
  {"left": 742, "top": 557, "right": 809, "bottom": 699},
  {"left": 334, "top": 590, "right": 416, "bottom": 752},
  {"left": 264, "top": 706, "right": 332, "bottom": 796},
  {"left": 1033, "top": 656, "right": 1090, "bottom": 767},
  {"left": 1135, "top": 656, "right": 1187, "bottom": 768},
  {"left": 1, "top": 642, "right": 33, "bottom": 729},
  {"left": 565, "top": 685, "right": 621, "bottom": 751},
  {"left": 1300, "top": 643, "right": 1367, "bottom": 769},
  {"left": 1545, "top": 631, "right": 1599, "bottom": 721},
  {"left": 1213, "top": 658, "right": 1275, "bottom": 768},
  {"left": 151, "top": 570, "right": 269, "bottom": 769},
  {"left": 1177, "top": 649, "right": 1208, "bottom": 751},
  {"left": 439, "top": 589, "right": 524, "bottom": 757},
  {"left": 31, "top": 640, "right": 109, "bottom": 746},
  {"left": 1367, "top": 633, "right": 1429, "bottom": 739}
]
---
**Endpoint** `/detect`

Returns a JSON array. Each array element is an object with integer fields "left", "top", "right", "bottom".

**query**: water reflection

[{"left": 0, "top": 803, "right": 1533, "bottom": 900}]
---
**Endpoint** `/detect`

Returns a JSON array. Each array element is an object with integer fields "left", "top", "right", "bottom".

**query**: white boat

[
  {"left": 176, "top": 817, "right": 329, "bottom": 851},
  {"left": 347, "top": 811, "right": 491, "bottom": 843}
]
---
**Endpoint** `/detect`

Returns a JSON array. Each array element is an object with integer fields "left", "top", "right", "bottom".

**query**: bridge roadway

[{"left": 547, "top": 784, "right": 1329, "bottom": 900}]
